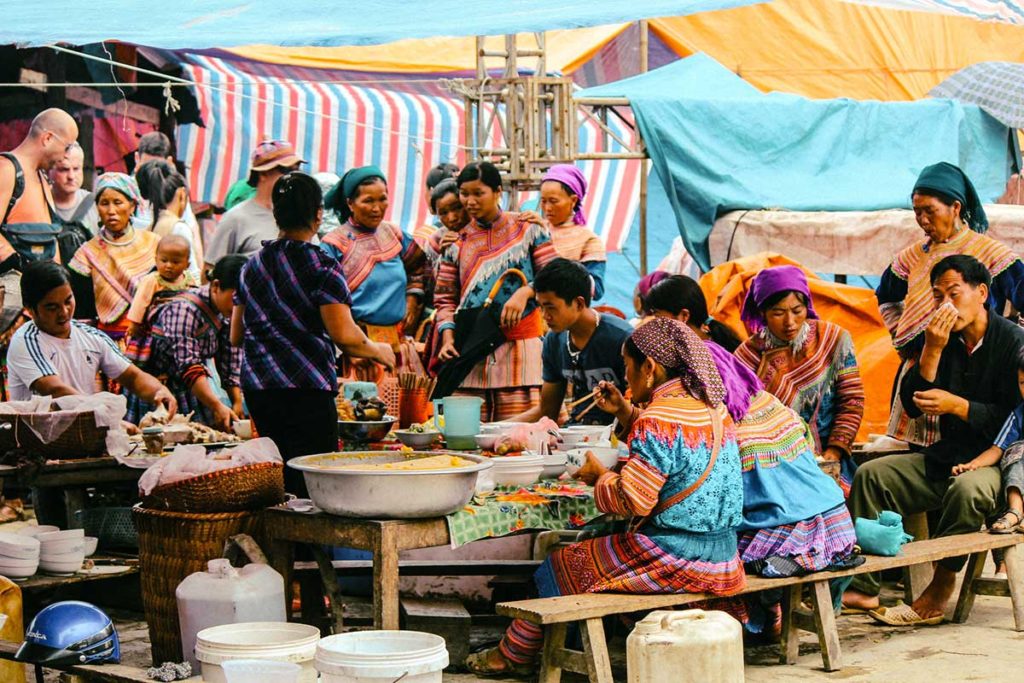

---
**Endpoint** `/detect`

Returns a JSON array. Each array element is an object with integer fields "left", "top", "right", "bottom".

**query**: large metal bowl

[
  {"left": 287, "top": 451, "right": 492, "bottom": 519},
  {"left": 337, "top": 416, "right": 397, "bottom": 443}
]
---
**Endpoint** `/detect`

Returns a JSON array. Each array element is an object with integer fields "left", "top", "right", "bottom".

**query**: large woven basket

[
  {"left": 0, "top": 411, "right": 107, "bottom": 458},
  {"left": 140, "top": 462, "right": 285, "bottom": 513},
  {"left": 133, "top": 507, "right": 263, "bottom": 664}
]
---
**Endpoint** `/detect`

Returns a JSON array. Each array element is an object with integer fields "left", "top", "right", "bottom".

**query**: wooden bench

[{"left": 495, "top": 532, "right": 1024, "bottom": 683}]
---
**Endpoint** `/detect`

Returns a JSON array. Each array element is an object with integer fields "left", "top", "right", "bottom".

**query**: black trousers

[{"left": 246, "top": 388, "right": 338, "bottom": 497}]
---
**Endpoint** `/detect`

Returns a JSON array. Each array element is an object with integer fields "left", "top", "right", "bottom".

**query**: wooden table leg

[
  {"left": 580, "top": 617, "right": 614, "bottom": 683},
  {"left": 269, "top": 539, "right": 295, "bottom": 622},
  {"left": 779, "top": 584, "right": 803, "bottom": 665},
  {"left": 809, "top": 580, "right": 842, "bottom": 672},
  {"left": 311, "top": 545, "right": 345, "bottom": 634},
  {"left": 372, "top": 524, "right": 400, "bottom": 630},
  {"left": 903, "top": 512, "right": 932, "bottom": 603},
  {"left": 952, "top": 551, "right": 987, "bottom": 624},
  {"left": 539, "top": 623, "right": 567, "bottom": 683},
  {"left": 1002, "top": 543, "right": 1024, "bottom": 632}
]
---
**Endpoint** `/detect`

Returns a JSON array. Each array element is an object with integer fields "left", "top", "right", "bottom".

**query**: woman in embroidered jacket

[
  {"left": 434, "top": 161, "right": 558, "bottom": 421},
  {"left": 466, "top": 317, "right": 746, "bottom": 676},
  {"left": 734, "top": 266, "right": 865, "bottom": 495},
  {"left": 876, "top": 162, "right": 1024, "bottom": 446},
  {"left": 68, "top": 173, "right": 159, "bottom": 341},
  {"left": 322, "top": 166, "right": 427, "bottom": 378}
]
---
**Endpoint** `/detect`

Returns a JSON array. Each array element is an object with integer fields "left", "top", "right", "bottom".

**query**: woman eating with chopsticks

[{"left": 466, "top": 316, "right": 747, "bottom": 676}]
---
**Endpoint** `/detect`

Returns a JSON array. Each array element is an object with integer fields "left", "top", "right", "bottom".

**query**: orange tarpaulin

[{"left": 700, "top": 253, "right": 899, "bottom": 441}]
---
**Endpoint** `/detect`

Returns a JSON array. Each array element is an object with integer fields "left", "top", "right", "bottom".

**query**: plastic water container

[
  {"left": 316, "top": 630, "right": 448, "bottom": 683},
  {"left": 221, "top": 659, "right": 302, "bottom": 683},
  {"left": 195, "top": 622, "right": 320, "bottom": 683},
  {"left": 627, "top": 609, "right": 744, "bottom": 683},
  {"left": 437, "top": 396, "right": 482, "bottom": 450},
  {"left": 176, "top": 559, "right": 286, "bottom": 669}
]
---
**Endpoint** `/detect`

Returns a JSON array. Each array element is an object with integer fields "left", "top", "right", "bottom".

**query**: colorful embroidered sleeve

[
  {"left": 400, "top": 230, "right": 428, "bottom": 298},
  {"left": 434, "top": 249, "right": 460, "bottom": 333},
  {"left": 876, "top": 266, "right": 908, "bottom": 335},
  {"left": 732, "top": 340, "right": 761, "bottom": 374},
  {"left": 529, "top": 225, "right": 558, "bottom": 275},
  {"left": 580, "top": 234, "right": 606, "bottom": 263},
  {"left": 827, "top": 330, "right": 865, "bottom": 454},
  {"left": 67, "top": 242, "right": 93, "bottom": 277},
  {"left": 594, "top": 452, "right": 667, "bottom": 517}
]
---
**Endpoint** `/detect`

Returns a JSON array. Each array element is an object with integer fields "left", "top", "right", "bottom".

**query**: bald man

[{"left": 0, "top": 109, "right": 79, "bottom": 267}]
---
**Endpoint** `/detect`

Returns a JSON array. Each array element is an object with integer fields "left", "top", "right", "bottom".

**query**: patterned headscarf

[
  {"left": 542, "top": 164, "right": 588, "bottom": 225},
  {"left": 630, "top": 317, "right": 726, "bottom": 408},
  {"left": 740, "top": 265, "right": 819, "bottom": 332},
  {"left": 94, "top": 172, "right": 142, "bottom": 209},
  {"left": 706, "top": 340, "right": 762, "bottom": 422}
]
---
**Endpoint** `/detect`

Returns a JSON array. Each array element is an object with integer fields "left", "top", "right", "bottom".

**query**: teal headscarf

[
  {"left": 93, "top": 172, "right": 142, "bottom": 209},
  {"left": 324, "top": 165, "right": 387, "bottom": 222},
  {"left": 912, "top": 162, "right": 988, "bottom": 234}
]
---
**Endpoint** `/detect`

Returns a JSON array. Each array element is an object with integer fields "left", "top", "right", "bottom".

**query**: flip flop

[
  {"left": 465, "top": 648, "right": 535, "bottom": 679},
  {"left": 868, "top": 602, "right": 944, "bottom": 626},
  {"left": 989, "top": 509, "right": 1023, "bottom": 534}
]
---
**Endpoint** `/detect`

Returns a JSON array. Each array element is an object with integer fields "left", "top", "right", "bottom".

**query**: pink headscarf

[
  {"left": 636, "top": 270, "right": 671, "bottom": 301},
  {"left": 542, "top": 164, "right": 588, "bottom": 225}
]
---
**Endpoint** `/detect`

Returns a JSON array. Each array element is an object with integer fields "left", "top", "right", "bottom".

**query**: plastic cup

[{"left": 220, "top": 659, "right": 301, "bottom": 683}]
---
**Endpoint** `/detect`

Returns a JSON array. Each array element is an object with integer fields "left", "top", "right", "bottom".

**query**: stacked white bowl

[
  {"left": 489, "top": 452, "right": 544, "bottom": 486},
  {"left": 540, "top": 452, "right": 568, "bottom": 479},
  {"left": 0, "top": 532, "right": 40, "bottom": 579},
  {"left": 38, "top": 529, "right": 86, "bottom": 575}
]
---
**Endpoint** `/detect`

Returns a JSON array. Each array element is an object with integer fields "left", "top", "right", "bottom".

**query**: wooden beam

[{"left": 66, "top": 87, "right": 160, "bottom": 125}]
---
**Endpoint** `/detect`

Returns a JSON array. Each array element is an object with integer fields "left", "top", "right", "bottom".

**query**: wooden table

[
  {"left": 263, "top": 507, "right": 451, "bottom": 631},
  {"left": 0, "top": 457, "right": 142, "bottom": 528}
]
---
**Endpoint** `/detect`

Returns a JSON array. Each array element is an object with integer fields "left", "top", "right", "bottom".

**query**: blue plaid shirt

[{"left": 235, "top": 239, "right": 352, "bottom": 392}]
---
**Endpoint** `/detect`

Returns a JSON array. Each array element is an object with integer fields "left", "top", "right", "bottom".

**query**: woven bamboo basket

[
  {"left": 133, "top": 506, "right": 263, "bottom": 664},
  {"left": 0, "top": 411, "right": 107, "bottom": 458},
  {"left": 140, "top": 462, "right": 285, "bottom": 513}
]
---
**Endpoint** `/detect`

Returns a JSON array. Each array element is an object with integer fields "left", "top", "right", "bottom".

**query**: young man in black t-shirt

[{"left": 509, "top": 258, "right": 631, "bottom": 425}]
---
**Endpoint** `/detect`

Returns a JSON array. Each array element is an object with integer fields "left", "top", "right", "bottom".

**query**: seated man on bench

[{"left": 844, "top": 254, "right": 1024, "bottom": 625}]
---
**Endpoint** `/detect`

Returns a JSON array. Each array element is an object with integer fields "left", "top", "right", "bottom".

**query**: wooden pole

[{"left": 638, "top": 20, "right": 650, "bottom": 276}]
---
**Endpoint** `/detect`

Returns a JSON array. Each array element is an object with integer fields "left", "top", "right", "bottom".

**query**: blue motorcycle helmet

[{"left": 16, "top": 601, "right": 120, "bottom": 666}]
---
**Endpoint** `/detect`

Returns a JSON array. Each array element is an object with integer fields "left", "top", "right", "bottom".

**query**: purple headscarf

[
  {"left": 542, "top": 164, "right": 588, "bottom": 225},
  {"left": 705, "top": 341, "right": 762, "bottom": 422},
  {"left": 636, "top": 270, "right": 671, "bottom": 301},
  {"left": 740, "top": 266, "right": 819, "bottom": 333}
]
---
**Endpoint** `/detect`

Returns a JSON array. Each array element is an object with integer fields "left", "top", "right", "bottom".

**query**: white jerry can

[{"left": 627, "top": 609, "right": 744, "bottom": 683}]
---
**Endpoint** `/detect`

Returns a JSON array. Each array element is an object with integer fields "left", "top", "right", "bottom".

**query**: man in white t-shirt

[
  {"left": 48, "top": 142, "right": 99, "bottom": 235},
  {"left": 7, "top": 261, "right": 177, "bottom": 415}
]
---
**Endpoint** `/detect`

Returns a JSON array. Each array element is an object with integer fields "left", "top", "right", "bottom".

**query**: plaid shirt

[
  {"left": 148, "top": 285, "right": 240, "bottom": 387},
  {"left": 235, "top": 239, "right": 352, "bottom": 392}
]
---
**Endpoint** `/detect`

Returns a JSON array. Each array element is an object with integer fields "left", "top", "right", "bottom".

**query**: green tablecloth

[{"left": 446, "top": 480, "right": 602, "bottom": 548}]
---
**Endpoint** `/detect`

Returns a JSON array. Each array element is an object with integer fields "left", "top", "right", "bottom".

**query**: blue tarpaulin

[
  {"left": 0, "top": 1, "right": 760, "bottom": 49},
  {"left": 580, "top": 53, "right": 1014, "bottom": 272}
]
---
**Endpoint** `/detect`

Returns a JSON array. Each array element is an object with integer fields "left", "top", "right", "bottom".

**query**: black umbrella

[{"left": 433, "top": 269, "right": 528, "bottom": 399}]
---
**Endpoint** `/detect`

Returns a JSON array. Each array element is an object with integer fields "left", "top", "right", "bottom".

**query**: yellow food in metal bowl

[{"left": 334, "top": 454, "right": 474, "bottom": 471}]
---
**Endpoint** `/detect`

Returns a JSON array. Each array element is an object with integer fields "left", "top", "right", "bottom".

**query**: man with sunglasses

[
  {"left": 203, "top": 140, "right": 304, "bottom": 276},
  {"left": 0, "top": 109, "right": 79, "bottom": 266}
]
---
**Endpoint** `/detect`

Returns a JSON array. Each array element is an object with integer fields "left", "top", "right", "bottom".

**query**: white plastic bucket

[
  {"left": 195, "top": 622, "right": 320, "bottom": 683},
  {"left": 316, "top": 631, "right": 448, "bottom": 683},
  {"left": 221, "top": 659, "right": 302, "bottom": 683}
]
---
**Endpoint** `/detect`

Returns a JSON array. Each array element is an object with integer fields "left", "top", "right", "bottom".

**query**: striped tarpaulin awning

[
  {"left": 175, "top": 55, "right": 639, "bottom": 253},
  {"left": 844, "top": 0, "right": 1024, "bottom": 25}
]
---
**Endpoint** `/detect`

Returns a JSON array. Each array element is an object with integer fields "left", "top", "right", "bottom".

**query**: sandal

[
  {"left": 989, "top": 509, "right": 1024, "bottom": 534},
  {"left": 465, "top": 647, "right": 535, "bottom": 678},
  {"left": 868, "top": 602, "right": 944, "bottom": 626}
]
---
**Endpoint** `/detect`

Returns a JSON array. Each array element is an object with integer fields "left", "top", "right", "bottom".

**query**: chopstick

[
  {"left": 573, "top": 396, "right": 601, "bottom": 421},
  {"left": 566, "top": 387, "right": 600, "bottom": 410}
]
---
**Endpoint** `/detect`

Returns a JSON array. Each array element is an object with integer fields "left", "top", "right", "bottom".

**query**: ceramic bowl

[
  {"left": 0, "top": 532, "right": 40, "bottom": 560},
  {"left": 566, "top": 447, "right": 621, "bottom": 476},
  {"left": 233, "top": 420, "right": 253, "bottom": 439},
  {"left": 39, "top": 555, "right": 84, "bottom": 575},
  {"left": 40, "top": 537, "right": 86, "bottom": 556},
  {"left": 337, "top": 417, "right": 397, "bottom": 443},
  {"left": 37, "top": 529, "right": 84, "bottom": 543},
  {"left": 0, "top": 556, "right": 38, "bottom": 579},
  {"left": 16, "top": 525, "right": 59, "bottom": 538},
  {"left": 83, "top": 537, "right": 99, "bottom": 557},
  {"left": 474, "top": 433, "right": 500, "bottom": 450},
  {"left": 393, "top": 430, "right": 440, "bottom": 449},
  {"left": 540, "top": 453, "right": 568, "bottom": 480}
]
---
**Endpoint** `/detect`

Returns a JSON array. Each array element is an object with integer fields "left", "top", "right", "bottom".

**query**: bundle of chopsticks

[
  {"left": 567, "top": 387, "right": 601, "bottom": 420},
  {"left": 399, "top": 372, "right": 436, "bottom": 397}
]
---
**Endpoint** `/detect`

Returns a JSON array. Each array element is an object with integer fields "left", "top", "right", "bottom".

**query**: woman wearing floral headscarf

[
  {"left": 68, "top": 173, "right": 159, "bottom": 341},
  {"left": 734, "top": 266, "right": 865, "bottom": 495},
  {"left": 467, "top": 317, "right": 746, "bottom": 676}
]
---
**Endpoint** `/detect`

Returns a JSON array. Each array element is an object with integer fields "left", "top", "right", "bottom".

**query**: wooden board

[
  {"left": 498, "top": 532, "right": 1024, "bottom": 624},
  {"left": 293, "top": 558, "right": 542, "bottom": 576}
]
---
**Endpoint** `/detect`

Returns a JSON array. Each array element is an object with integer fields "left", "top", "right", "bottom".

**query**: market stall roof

[
  {"left": 578, "top": 53, "right": 1014, "bottom": 271},
  {"left": 0, "top": 0, "right": 762, "bottom": 49}
]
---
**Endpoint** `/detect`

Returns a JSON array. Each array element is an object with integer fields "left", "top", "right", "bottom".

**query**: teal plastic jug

[{"left": 436, "top": 396, "right": 482, "bottom": 449}]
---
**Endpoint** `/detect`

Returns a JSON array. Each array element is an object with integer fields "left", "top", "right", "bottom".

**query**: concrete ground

[{"left": 31, "top": 573, "right": 1021, "bottom": 682}]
